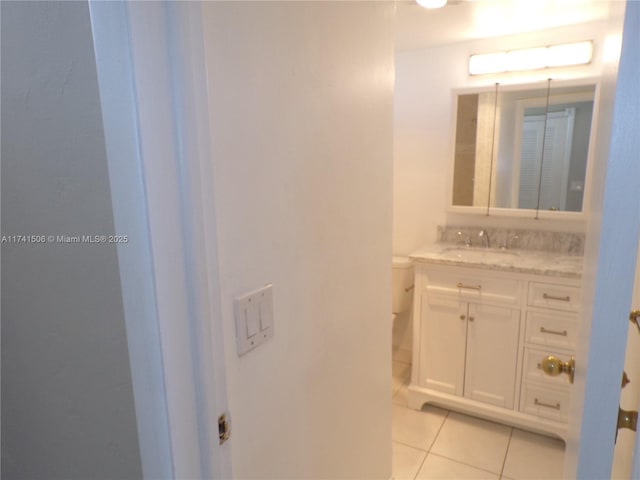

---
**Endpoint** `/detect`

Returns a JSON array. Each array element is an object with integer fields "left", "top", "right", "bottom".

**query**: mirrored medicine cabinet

[{"left": 450, "top": 80, "right": 596, "bottom": 217}]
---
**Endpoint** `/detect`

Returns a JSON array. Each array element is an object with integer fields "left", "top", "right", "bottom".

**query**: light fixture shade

[
  {"left": 547, "top": 41, "right": 593, "bottom": 67},
  {"left": 469, "top": 41, "right": 593, "bottom": 75},
  {"left": 506, "top": 47, "right": 548, "bottom": 72},
  {"left": 468, "top": 52, "right": 507, "bottom": 76},
  {"left": 416, "top": 0, "right": 447, "bottom": 9}
]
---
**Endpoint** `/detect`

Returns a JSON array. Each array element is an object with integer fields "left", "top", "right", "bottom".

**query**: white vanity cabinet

[
  {"left": 419, "top": 269, "right": 522, "bottom": 409},
  {"left": 409, "top": 262, "right": 581, "bottom": 440}
]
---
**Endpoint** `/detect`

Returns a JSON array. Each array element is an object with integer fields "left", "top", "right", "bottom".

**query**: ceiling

[{"left": 395, "top": 0, "right": 612, "bottom": 51}]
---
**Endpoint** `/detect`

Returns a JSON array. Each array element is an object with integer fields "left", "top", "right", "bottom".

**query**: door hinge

[
  {"left": 218, "top": 413, "right": 230, "bottom": 445},
  {"left": 617, "top": 407, "right": 638, "bottom": 433},
  {"left": 630, "top": 309, "right": 640, "bottom": 335},
  {"left": 622, "top": 371, "right": 630, "bottom": 389}
]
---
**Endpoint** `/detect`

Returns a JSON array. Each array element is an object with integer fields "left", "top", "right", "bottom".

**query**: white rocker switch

[
  {"left": 245, "top": 302, "right": 260, "bottom": 338},
  {"left": 234, "top": 284, "right": 274, "bottom": 356},
  {"left": 259, "top": 298, "right": 273, "bottom": 332}
]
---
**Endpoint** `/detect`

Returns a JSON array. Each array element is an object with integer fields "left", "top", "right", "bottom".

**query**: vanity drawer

[
  {"left": 525, "top": 311, "right": 578, "bottom": 349},
  {"left": 528, "top": 282, "right": 581, "bottom": 312},
  {"left": 522, "top": 347, "right": 575, "bottom": 388},
  {"left": 520, "top": 383, "right": 570, "bottom": 422},
  {"left": 425, "top": 269, "right": 522, "bottom": 306}
]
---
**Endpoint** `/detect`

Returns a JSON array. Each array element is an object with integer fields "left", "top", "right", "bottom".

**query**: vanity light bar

[{"left": 469, "top": 41, "right": 593, "bottom": 75}]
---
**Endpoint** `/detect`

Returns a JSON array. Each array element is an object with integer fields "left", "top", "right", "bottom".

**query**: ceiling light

[
  {"left": 416, "top": 0, "right": 448, "bottom": 9},
  {"left": 469, "top": 41, "right": 593, "bottom": 75}
]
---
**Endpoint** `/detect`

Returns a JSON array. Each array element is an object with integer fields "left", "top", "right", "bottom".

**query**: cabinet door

[
  {"left": 419, "top": 294, "right": 467, "bottom": 396},
  {"left": 464, "top": 303, "right": 520, "bottom": 409}
]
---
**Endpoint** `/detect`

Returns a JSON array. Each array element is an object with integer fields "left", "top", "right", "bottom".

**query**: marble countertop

[{"left": 409, "top": 243, "right": 584, "bottom": 279}]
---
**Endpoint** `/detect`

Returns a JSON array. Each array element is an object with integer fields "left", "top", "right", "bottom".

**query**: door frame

[
  {"left": 89, "top": 2, "right": 231, "bottom": 478},
  {"left": 89, "top": 0, "right": 640, "bottom": 478},
  {"left": 565, "top": 1, "right": 640, "bottom": 478}
]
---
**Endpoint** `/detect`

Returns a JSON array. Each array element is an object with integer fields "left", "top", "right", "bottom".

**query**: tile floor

[{"left": 391, "top": 360, "right": 566, "bottom": 480}]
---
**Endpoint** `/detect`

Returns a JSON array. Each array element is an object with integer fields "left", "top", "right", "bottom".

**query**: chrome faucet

[
  {"left": 477, "top": 229, "right": 490, "bottom": 249},
  {"left": 457, "top": 231, "right": 472, "bottom": 247},
  {"left": 500, "top": 234, "right": 520, "bottom": 250}
]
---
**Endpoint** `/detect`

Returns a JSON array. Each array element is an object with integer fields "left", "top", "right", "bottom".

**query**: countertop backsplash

[{"left": 438, "top": 225, "right": 585, "bottom": 256}]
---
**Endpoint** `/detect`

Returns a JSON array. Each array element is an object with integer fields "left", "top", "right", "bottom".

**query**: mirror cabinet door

[
  {"left": 452, "top": 93, "right": 479, "bottom": 207},
  {"left": 451, "top": 82, "right": 595, "bottom": 216},
  {"left": 452, "top": 88, "right": 499, "bottom": 210}
]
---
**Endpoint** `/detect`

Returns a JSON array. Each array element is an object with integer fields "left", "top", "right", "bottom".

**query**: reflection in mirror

[
  {"left": 451, "top": 83, "right": 595, "bottom": 213},
  {"left": 501, "top": 84, "right": 595, "bottom": 212}
]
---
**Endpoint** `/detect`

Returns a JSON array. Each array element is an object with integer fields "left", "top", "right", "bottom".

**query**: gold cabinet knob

[{"left": 540, "top": 355, "right": 575, "bottom": 384}]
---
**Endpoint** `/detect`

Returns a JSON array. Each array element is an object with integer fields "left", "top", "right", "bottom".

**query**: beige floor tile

[
  {"left": 430, "top": 412, "right": 512, "bottom": 474},
  {"left": 416, "top": 453, "right": 499, "bottom": 479},
  {"left": 392, "top": 442, "right": 427, "bottom": 480},
  {"left": 501, "top": 429, "right": 565, "bottom": 480},
  {"left": 392, "top": 404, "right": 448, "bottom": 450}
]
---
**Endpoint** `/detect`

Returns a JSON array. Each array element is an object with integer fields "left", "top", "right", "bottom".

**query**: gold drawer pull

[
  {"left": 540, "top": 327, "right": 568, "bottom": 336},
  {"left": 534, "top": 398, "right": 561, "bottom": 410},
  {"left": 543, "top": 293, "right": 571, "bottom": 302},
  {"left": 457, "top": 283, "right": 482, "bottom": 290}
]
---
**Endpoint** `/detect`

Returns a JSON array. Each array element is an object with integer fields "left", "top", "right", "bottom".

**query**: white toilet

[{"left": 392, "top": 256, "right": 414, "bottom": 317}]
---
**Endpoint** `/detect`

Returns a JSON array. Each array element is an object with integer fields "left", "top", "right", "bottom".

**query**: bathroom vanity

[
  {"left": 408, "top": 234, "right": 583, "bottom": 440},
  {"left": 404, "top": 78, "right": 597, "bottom": 440}
]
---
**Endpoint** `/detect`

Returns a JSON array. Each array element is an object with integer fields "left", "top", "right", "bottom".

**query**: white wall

[
  {"left": 393, "top": 21, "right": 613, "bottom": 256},
  {"left": 202, "top": 3, "right": 394, "bottom": 478},
  {"left": 1, "top": 2, "right": 142, "bottom": 478}
]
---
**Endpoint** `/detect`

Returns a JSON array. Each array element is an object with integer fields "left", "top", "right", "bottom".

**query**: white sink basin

[
  {"left": 483, "top": 251, "right": 520, "bottom": 264},
  {"left": 440, "top": 248, "right": 484, "bottom": 261},
  {"left": 439, "top": 247, "right": 519, "bottom": 265}
]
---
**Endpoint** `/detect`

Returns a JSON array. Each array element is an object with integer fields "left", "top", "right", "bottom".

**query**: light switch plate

[{"left": 234, "top": 284, "right": 274, "bottom": 356}]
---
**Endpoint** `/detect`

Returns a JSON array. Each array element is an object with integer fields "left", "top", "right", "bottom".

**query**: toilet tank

[{"left": 392, "top": 256, "right": 414, "bottom": 314}]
